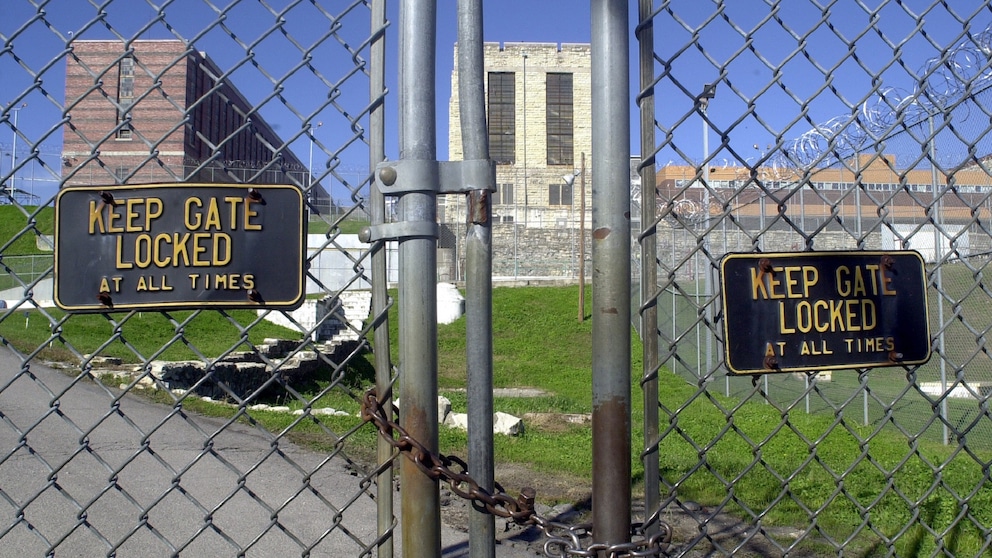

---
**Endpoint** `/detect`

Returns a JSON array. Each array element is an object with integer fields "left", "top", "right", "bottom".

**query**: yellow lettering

[
  {"left": 829, "top": 300, "right": 844, "bottom": 331},
  {"left": 242, "top": 274, "right": 254, "bottom": 290},
  {"left": 134, "top": 234, "right": 152, "bottom": 269},
  {"left": 836, "top": 266, "right": 850, "bottom": 296},
  {"left": 796, "top": 300, "right": 813, "bottom": 333},
  {"left": 813, "top": 300, "right": 830, "bottom": 332},
  {"left": 107, "top": 202, "right": 124, "bottom": 233},
  {"left": 153, "top": 234, "right": 171, "bottom": 268},
  {"left": 125, "top": 198, "right": 142, "bottom": 232},
  {"left": 192, "top": 233, "right": 210, "bottom": 266},
  {"left": 865, "top": 264, "right": 881, "bottom": 295},
  {"left": 885, "top": 337, "right": 895, "bottom": 351},
  {"left": 146, "top": 197, "right": 163, "bottom": 230},
  {"left": 185, "top": 197, "right": 202, "bottom": 230},
  {"left": 115, "top": 236, "right": 133, "bottom": 269},
  {"left": 861, "top": 299, "right": 876, "bottom": 331},
  {"left": 204, "top": 198, "right": 222, "bottom": 231},
  {"left": 88, "top": 201, "right": 106, "bottom": 234},
  {"left": 768, "top": 267, "right": 785, "bottom": 299},
  {"left": 136, "top": 276, "right": 148, "bottom": 291},
  {"left": 213, "top": 233, "right": 232, "bottom": 266},
  {"left": 802, "top": 266, "right": 818, "bottom": 297},
  {"left": 765, "top": 343, "right": 775, "bottom": 357},
  {"left": 173, "top": 233, "right": 191, "bottom": 267},
  {"left": 750, "top": 267, "right": 769, "bottom": 300},
  {"left": 189, "top": 273, "right": 200, "bottom": 289},
  {"left": 225, "top": 197, "right": 243, "bottom": 230},
  {"left": 244, "top": 203, "right": 261, "bottom": 230},
  {"left": 778, "top": 301, "right": 796, "bottom": 334},
  {"left": 845, "top": 299, "right": 860, "bottom": 332},
  {"left": 852, "top": 267, "right": 867, "bottom": 296},
  {"left": 784, "top": 266, "right": 803, "bottom": 298},
  {"left": 882, "top": 271, "right": 897, "bottom": 295},
  {"left": 99, "top": 277, "right": 110, "bottom": 292}
]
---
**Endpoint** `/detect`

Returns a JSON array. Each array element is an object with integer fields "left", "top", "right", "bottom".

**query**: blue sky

[{"left": 2, "top": 1, "right": 990, "bottom": 204}]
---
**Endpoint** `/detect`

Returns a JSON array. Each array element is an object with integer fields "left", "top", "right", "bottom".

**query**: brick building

[
  {"left": 446, "top": 42, "right": 592, "bottom": 229},
  {"left": 61, "top": 40, "right": 329, "bottom": 210},
  {"left": 655, "top": 154, "right": 992, "bottom": 226}
]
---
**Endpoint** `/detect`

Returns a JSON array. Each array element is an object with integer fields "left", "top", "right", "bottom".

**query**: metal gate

[{"left": 3, "top": 1, "right": 992, "bottom": 557}]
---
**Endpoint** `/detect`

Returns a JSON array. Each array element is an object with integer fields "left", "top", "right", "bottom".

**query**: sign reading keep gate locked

[
  {"left": 53, "top": 183, "right": 305, "bottom": 312},
  {"left": 721, "top": 251, "right": 932, "bottom": 375}
]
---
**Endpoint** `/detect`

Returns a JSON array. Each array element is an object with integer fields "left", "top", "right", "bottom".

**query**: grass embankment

[
  {"left": 0, "top": 204, "right": 54, "bottom": 256},
  {"left": 1, "top": 276, "right": 989, "bottom": 554}
]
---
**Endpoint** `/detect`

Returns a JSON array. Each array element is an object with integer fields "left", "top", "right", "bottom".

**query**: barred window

[
  {"left": 488, "top": 72, "right": 515, "bottom": 164},
  {"left": 549, "top": 182, "right": 572, "bottom": 206},
  {"left": 546, "top": 73, "right": 573, "bottom": 165},
  {"left": 496, "top": 183, "right": 514, "bottom": 205},
  {"left": 117, "top": 56, "right": 134, "bottom": 140}
]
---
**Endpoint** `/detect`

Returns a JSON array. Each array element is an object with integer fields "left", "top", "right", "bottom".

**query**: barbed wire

[{"left": 784, "top": 22, "right": 992, "bottom": 169}]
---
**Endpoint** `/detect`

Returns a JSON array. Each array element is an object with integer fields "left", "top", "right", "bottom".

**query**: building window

[
  {"left": 549, "top": 182, "right": 572, "bottom": 206},
  {"left": 496, "top": 183, "right": 514, "bottom": 205},
  {"left": 488, "top": 72, "right": 515, "bottom": 164},
  {"left": 117, "top": 56, "right": 134, "bottom": 140},
  {"left": 546, "top": 73, "right": 573, "bottom": 166}
]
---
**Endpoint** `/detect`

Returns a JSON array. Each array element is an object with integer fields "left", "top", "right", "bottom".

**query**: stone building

[
  {"left": 61, "top": 40, "right": 330, "bottom": 211},
  {"left": 442, "top": 42, "right": 594, "bottom": 279},
  {"left": 446, "top": 42, "right": 592, "bottom": 229}
]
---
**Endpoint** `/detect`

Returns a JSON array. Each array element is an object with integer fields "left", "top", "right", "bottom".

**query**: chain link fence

[
  {"left": 6, "top": 1, "right": 992, "bottom": 557},
  {"left": 1, "top": 1, "right": 398, "bottom": 556},
  {"left": 637, "top": 1, "right": 992, "bottom": 555}
]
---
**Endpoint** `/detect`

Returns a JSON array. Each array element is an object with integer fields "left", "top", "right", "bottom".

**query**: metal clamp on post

[
  {"left": 375, "top": 159, "right": 496, "bottom": 195},
  {"left": 359, "top": 221, "right": 439, "bottom": 243}
]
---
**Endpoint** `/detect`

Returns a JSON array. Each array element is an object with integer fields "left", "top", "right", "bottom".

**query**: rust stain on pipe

[{"left": 593, "top": 227, "right": 611, "bottom": 239}]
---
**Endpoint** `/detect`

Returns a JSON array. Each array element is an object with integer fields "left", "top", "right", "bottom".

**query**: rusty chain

[{"left": 360, "top": 390, "right": 673, "bottom": 557}]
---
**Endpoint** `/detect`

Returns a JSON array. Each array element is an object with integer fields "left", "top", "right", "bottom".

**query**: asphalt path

[{"left": 0, "top": 346, "right": 540, "bottom": 557}]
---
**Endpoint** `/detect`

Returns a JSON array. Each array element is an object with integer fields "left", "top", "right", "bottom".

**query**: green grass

[
  {"left": 2, "top": 284, "right": 991, "bottom": 555},
  {"left": 307, "top": 215, "right": 369, "bottom": 235},
  {"left": 0, "top": 307, "right": 301, "bottom": 363},
  {"left": 0, "top": 204, "right": 54, "bottom": 255}
]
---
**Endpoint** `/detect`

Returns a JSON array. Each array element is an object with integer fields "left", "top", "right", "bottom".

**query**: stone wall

[{"left": 440, "top": 221, "right": 992, "bottom": 281}]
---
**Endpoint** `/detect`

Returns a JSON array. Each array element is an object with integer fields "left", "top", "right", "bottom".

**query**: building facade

[
  {"left": 655, "top": 154, "right": 992, "bottom": 226},
  {"left": 62, "top": 40, "right": 329, "bottom": 210},
  {"left": 447, "top": 42, "right": 592, "bottom": 229}
]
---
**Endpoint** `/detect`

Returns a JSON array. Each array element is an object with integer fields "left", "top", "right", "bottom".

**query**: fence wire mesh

[
  {"left": 7, "top": 0, "right": 992, "bottom": 557},
  {"left": 638, "top": 1, "right": 992, "bottom": 555},
  {"left": 1, "top": 1, "right": 395, "bottom": 556}
]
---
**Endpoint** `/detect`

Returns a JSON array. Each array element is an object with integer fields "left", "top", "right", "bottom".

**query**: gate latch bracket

[{"left": 360, "top": 159, "right": 496, "bottom": 242}]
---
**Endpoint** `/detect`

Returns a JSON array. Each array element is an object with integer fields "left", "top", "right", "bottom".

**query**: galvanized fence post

[
  {"left": 457, "top": 1, "right": 497, "bottom": 557},
  {"left": 369, "top": 0, "right": 394, "bottom": 556},
  {"left": 590, "top": 0, "right": 632, "bottom": 549},
  {"left": 398, "top": 0, "right": 441, "bottom": 554},
  {"left": 635, "top": 0, "right": 661, "bottom": 538}
]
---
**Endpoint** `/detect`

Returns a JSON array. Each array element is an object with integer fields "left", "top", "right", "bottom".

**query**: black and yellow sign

[
  {"left": 54, "top": 183, "right": 305, "bottom": 312},
  {"left": 721, "top": 251, "right": 931, "bottom": 374}
]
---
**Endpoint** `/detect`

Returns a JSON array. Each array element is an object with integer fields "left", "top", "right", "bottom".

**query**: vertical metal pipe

[
  {"left": 930, "top": 115, "right": 948, "bottom": 444},
  {"left": 368, "top": 0, "right": 393, "bottom": 556},
  {"left": 591, "top": 0, "right": 631, "bottom": 548},
  {"left": 398, "top": 0, "right": 440, "bottom": 555},
  {"left": 635, "top": 0, "right": 660, "bottom": 536},
  {"left": 579, "top": 152, "right": 587, "bottom": 319},
  {"left": 457, "top": 2, "right": 496, "bottom": 556}
]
